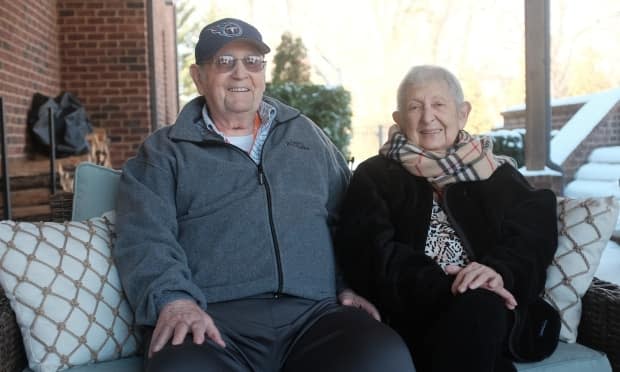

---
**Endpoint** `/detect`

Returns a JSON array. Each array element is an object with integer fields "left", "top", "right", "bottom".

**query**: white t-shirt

[{"left": 228, "top": 134, "right": 254, "bottom": 153}]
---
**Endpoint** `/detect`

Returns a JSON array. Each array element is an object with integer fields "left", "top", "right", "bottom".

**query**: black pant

[
  {"left": 143, "top": 296, "right": 415, "bottom": 372},
  {"left": 397, "top": 289, "right": 516, "bottom": 372}
]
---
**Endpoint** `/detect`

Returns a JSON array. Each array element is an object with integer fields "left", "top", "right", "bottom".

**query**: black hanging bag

[{"left": 28, "top": 92, "right": 93, "bottom": 157}]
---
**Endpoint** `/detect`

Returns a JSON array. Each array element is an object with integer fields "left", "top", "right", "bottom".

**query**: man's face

[
  {"left": 192, "top": 41, "right": 266, "bottom": 120},
  {"left": 393, "top": 79, "right": 470, "bottom": 152}
]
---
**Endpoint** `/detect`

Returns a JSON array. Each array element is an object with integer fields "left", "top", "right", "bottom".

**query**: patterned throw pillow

[
  {"left": 0, "top": 214, "right": 140, "bottom": 372},
  {"left": 544, "top": 196, "right": 620, "bottom": 343}
]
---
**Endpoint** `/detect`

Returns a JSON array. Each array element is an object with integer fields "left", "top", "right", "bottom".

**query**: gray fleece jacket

[{"left": 114, "top": 96, "right": 350, "bottom": 326}]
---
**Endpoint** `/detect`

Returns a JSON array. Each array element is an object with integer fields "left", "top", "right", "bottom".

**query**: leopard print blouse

[{"left": 424, "top": 199, "right": 470, "bottom": 272}]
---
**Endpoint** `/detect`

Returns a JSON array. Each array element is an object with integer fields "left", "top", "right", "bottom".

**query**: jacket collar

[{"left": 168, "top": 95, "right": 301, "bottom": 142}]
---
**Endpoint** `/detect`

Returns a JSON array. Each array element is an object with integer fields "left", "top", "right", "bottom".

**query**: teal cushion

[
  {"left": 515, "top": 341, "right": 611, "bottom": 372},
  {"left": 23, "top": 356, "right": 142, "bottom": 372},
  {"left": 22, "top": 342, "right": 609, "bottom": 371},
  {"left": 72, "top": 162, "right": 121, "bottom": 221}
]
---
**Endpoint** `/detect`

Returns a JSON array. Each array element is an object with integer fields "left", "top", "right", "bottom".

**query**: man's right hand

[{"left": 148, "top": 299, "right": 226, "bottom": 358}]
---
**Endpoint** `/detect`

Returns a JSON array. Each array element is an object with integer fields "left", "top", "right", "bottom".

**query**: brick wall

[
  {"left": 57, "top": 0, "right": 151, "bottom": 168},
  {"left": 0, "top": 0, "right": 61, "bottom": 157},
  {"left": 1, "top": 1, "right": 178, "bottom": 169},
  {"left": 502, "top": 103, "right": 584, "bottom": 131}
]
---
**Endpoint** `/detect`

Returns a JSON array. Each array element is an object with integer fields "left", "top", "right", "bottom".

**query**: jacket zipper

[
  {"left": 257, "top": 164, "right": 284, "bottom": 296},
  {"left": 439, "top": 185, "right": 477, "bottom": 261}
]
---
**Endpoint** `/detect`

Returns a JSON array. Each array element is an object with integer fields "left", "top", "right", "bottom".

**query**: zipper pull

[{"left": 257, "top": 165, "right": 265, "bottom": 185}]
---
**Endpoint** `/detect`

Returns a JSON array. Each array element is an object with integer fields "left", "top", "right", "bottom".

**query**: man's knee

[
  {"left": 318, "top": 308, "right": 415, "bottom": 371},
  {"left": 354, "top": 319, "right": 414, "bottom": 371},
  {"left": 145, "top": 340, "right": 244, "bottom": 372}
]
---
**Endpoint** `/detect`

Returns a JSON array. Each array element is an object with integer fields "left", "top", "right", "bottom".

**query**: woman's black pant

[
  {"left": 397, "top": 288, "right": 516, "bottom": 372},
  {"left": 143, "top": 295, "right": 415, "bottom": 372}
]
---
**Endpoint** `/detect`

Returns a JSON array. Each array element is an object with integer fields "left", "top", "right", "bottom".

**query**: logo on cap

[{"left": 209, "top": 21, "right": 243, "bottom": 38}]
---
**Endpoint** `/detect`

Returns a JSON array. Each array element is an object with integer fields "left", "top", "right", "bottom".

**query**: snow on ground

[{"left": 596, "top": 240, "right": 620, "bottom": 285}]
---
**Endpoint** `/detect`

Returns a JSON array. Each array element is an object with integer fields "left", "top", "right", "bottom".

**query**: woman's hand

[
  {"left": 445, "top": 263, "right": 517, "bottom": 310},
  {"left": 338, "top": 288, "right": 382, "bottom": 321}
]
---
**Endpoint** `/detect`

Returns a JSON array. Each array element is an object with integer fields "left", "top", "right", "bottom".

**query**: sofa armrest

[
  {"left": 578, "top": 277, "right": 620, "bottom": 371},
  {"left": 0, "top": 289, "right": 27, "bottom": 372}
]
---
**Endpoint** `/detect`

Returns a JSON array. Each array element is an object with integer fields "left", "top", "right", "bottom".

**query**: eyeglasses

[{"left": 207, "top": 55, "right": 266, "bottom": 73}]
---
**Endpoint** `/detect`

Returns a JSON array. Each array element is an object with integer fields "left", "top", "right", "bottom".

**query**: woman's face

[{"left": 392, "top": 79, "right": 470, "bottom": 152}]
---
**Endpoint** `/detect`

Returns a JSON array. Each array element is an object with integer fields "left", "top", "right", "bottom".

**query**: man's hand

[
  {"left": 445, "top": 263, "right": 517, "bottom": 310},
  {"left": 148, "top": 299, "right": 225, "bottom": 358},
  {"left": 338, "top": 288, "right": 381, "bottom": 321}
]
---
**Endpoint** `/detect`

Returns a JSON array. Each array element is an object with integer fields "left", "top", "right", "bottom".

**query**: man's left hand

[{"left": 338, "top": 288, "right": 381, "bottom": 321}]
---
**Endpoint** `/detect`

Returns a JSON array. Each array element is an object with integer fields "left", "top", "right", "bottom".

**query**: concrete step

[
  {"left": 573, "top": 163, "right": 620, "bottom": 182},
  {"left": 589, "top": 146, "right": 620, "bottom": 164},
  {"left": 564, "top": 179, "right": 620, "bottom": 199},
  {"left": 565, "top": 145, "right": 620, "bottom": 241}
]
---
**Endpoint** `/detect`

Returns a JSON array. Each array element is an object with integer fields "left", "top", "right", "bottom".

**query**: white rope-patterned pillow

[
  {"left": 543, "top": 196, "right": 619, "bottom": 343},
  {"left": 0, "top": 213, "right": 140, "bottom": 372}
]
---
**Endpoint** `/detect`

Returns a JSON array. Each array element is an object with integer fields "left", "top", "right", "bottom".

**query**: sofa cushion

[
  {"left": 515, "top": 341, "right": 611, "bottom": 371},
  {"left": 21, "top": 343, "right": 610, "bottom": 372},
  {"left": 543, "top": 196, "right": 619, "bottom": 342},
  {"left": 23, "top": 356, "right": 142, "bottom": 372},
  {"left": 0, "top": 214, "right": 140, "bottom": 372},
  {"left": 71, "top": 163, "right": 121, "bottom": 222}
]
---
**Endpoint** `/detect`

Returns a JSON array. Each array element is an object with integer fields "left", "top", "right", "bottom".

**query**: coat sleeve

[
  {"left": 302, "top": 117, "right": 352, "bottom": 293},
  {"left": 334, "top": 161, "right": 454, "bottom": 315},
  {"left": 446, "top": 165, "right": 558, "bottom": 305},
  {"left": 114, "top": 137, "right": 207, "bottom": 326},
  {"left": 479, "top": 187, "right": 557, "bottom": 305}
]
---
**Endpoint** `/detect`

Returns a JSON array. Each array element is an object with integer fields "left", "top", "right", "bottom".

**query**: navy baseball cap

[{"left": 195, "top": 18, "right": 271, "bottom": 64}]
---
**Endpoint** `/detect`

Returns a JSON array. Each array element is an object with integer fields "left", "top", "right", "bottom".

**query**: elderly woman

[{"left": 334, "top": 65, "right": 559, "bottom": 372}]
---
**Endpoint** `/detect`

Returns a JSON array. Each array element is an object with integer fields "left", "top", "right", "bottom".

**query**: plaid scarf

[{"left": 379, "top": 125, "right": 517, "bottom": 189}]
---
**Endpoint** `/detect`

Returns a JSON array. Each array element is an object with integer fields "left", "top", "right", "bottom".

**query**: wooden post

[
  {"left": 48, "top": 107, "right": 57, "bottom": 194},
  {"left": 524, "top": 0, "right": 551, "bottom": 170},
  {"left": 0, "top": 97, "right": 12, "bottom": 220}
]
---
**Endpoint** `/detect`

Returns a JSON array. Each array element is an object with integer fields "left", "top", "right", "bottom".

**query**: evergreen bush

[
  {"left": 487, "top": 129, "right": 525, "bottom": 167},
  {"left": 266, "top": 82, "right": 352, "bottom": 157}
]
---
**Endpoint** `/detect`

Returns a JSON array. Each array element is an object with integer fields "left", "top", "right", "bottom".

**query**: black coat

[{"left": 334, "top": 155, "right": 559, "bottom": 360}]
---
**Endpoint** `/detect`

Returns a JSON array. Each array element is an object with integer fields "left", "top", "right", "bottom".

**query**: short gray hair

[{"left": 396, "top": 65, "right": 464, "bottom": 112}]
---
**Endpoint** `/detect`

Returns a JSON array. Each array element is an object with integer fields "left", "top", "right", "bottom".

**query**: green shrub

[
  {"left": 487, "top": 129, "right": 525, "bottom": 167},
  {"left": 266, "top": 82, "right": 352, "bottom": 158}
]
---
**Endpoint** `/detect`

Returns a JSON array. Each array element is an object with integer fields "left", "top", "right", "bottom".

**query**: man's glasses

[{"left": 207, "top": 55, "right": 266, "bottom": 73}]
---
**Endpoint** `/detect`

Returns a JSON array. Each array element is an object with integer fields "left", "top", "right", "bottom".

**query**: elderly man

[{"left": 114, "top": 18, "right": 415, "bottom": 372}]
